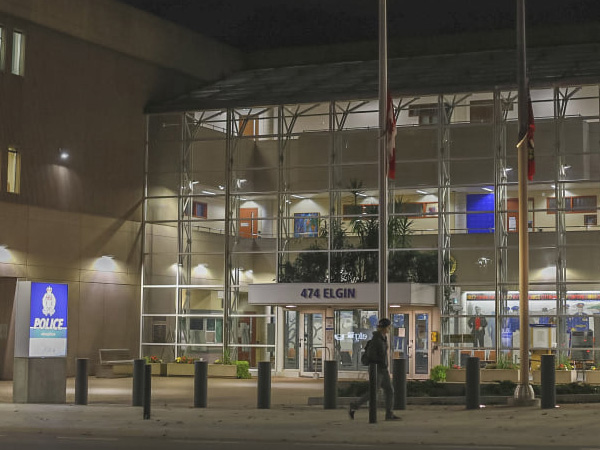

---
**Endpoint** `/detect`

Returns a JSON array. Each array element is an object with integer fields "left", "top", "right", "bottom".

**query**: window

[
  {"left": 408, "top": 103, "right": 451, "bottom": 125},
  {"left": 547, "top": 196, "right": 597, "bottom": 214},
  {"left": 11, "top": 30, "right": 25, "bottom": 76},
  {"left": 7, "top": 147, "right": 21, "bottom": 194},
  {"left": 470, "top": 100, "right": 494, "bottom": 123}
]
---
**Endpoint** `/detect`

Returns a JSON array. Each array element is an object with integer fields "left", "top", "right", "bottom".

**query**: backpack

[{"left": 360, "top": 339, "right": 373, "bottom": 366}]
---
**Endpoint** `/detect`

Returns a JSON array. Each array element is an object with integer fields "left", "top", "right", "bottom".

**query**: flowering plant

[
  {"left": 145, "top": 355, "right": 162, "bottom": 364},
  {"left": 175, "top": 356, "right": 195, "bottom": 364},
  {"left": 556, "top": 355, "right": 574, "bottom": 370},
  {"left": 452, "top": 364, "right": 461, "bottom": 369}
]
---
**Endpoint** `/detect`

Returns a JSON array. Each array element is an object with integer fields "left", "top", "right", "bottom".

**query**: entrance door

[
  {"left": 239, "top": 208, "right": 258, "bottom": 238},
  {"left": 299, "top": 311, "right": 325, "bottom": 377},
  {"left": 391, "top": 311, "right": 431, "bottom": 379}
]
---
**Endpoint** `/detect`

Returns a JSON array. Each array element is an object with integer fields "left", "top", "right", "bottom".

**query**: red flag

[
  {"left": 527, "top": 93, "right": 535, "bottom": 181},
  {"left": 386, "top": 94, "right": 397, "bottom": 180}
]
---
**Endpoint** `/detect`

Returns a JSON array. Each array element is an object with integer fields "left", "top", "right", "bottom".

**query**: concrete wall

[{"left": 0, "top": 4, "right": 242, "bottom": 376}]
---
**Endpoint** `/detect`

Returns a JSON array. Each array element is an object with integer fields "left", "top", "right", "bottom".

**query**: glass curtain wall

[{"left": 143, "top": 84, "right": 600, "bottom": 371}]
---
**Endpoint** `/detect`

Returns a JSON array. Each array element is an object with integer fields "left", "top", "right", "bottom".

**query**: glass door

[
  {"left": 391, "top": 311, "right": 430, "bottom": 379},
  {"left": 299, "top": 311, "right": 325, "bottom": 377}
]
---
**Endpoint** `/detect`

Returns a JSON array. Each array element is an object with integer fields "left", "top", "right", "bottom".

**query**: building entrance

[
  {"left": 391, "top": 310, "right": 432, "bottom": 379},
  {"left": 299, "top": 311, "right": 328, "bottom": 377}
]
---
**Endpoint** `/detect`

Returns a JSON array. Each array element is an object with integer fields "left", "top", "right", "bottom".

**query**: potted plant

[
  {"left": 584, "top": 366, "right": 600, "bottom": 384},
  {"left": 480, "top": 354, "right": 520, "bottom": 383},
  {"left": 430, "top": 365, "right": 449, "bottom": 382},
  {"left": 208, "top": 350, "right": 238, "bottom": 378},
  {"left": 532, "top": 356, "right": 576, "bottom": 384},
  {"left": 166, "top": 355, "right": 196, "bottom": 376},
  {"left": 145, "top": 355, "right": 167, "bottom": 376},
  {"left": 445, "top": 364, "right": 466, "bottom": 383}
]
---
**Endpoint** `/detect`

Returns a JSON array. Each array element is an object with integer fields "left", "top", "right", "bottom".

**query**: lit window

[
  {"left": 7, "top": 147, "right": 21, "bottom": 194},
  {"left": 11, "top": 30, "right": 25, "bottom": 76}
]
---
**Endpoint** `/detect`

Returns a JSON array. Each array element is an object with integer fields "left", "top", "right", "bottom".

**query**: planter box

[
  {"left": 445, "top": 369, "right": 466, "bottom": 383},
  {"left": 208, "top": 364, "right": 237, "bottom": 378},
  {"left": 166, "top": 363, "right": 195, "bottom": 376},
  {"left": 584, "top": 371, "right": 600, "bottom": 384},
  {"left": 532, "top": 370, "right": 577, "bottom": 384},
  {"left": 166, "top": 363, "right": 237, "bottom": 378},
  {"left": 480, "top": 369, "right": 520, "bottom": 383}
]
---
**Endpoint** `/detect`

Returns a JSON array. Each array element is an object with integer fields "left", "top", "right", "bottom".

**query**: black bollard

[
  {"left": 368, "top": 363, "right": 377, "bottom": 424},
  {"left": 194, "top": 360, "right": 208, "bottom": 408},
  {"left": 541, "top": 354, "right": 556, "bottom": 409},
  {"left": 323, "top": 360, "right": 338, "bottom": 410},
  {"left": 143, "top": 364, "right": 151, "bottom": 420},
  {"left": 465, "top": 356, "right": 480, "bottom": 410},
  {"left": 393, "top": 358, "right": 407, "bottom": 411},
  {"left": 257, "top": 361, "right": 271, "bottom": 409},
  {"left": 132, "top": 359, "right": 145, "bottom": 407},
  {"left": 75, "top": 358, "right": 88, "bottom": 405}
]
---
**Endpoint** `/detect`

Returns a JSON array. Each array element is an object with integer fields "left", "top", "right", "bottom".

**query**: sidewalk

[{"left": 0, "top": 377, "right": 598, "bottom": 447}]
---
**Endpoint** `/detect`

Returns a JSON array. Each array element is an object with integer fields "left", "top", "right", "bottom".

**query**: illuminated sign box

[{"left": 28, "top": 282, "right": 68, "bottom": 357}]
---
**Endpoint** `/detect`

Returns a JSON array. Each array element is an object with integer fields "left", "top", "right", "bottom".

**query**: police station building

[{"left": 142, "top": 40, "right": 600, "bottom": 378}]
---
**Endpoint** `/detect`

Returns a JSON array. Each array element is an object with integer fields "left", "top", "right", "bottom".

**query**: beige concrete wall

[
  {"left": 0, "top": 4, "right": 239, "bottom": 375},
  {"left": 0, "top": 0, "right": 242, "bottom": 81}
]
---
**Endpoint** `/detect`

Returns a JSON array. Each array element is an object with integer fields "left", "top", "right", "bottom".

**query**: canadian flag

[{"left": 387, "top": 93, "right": 397, "bottom": 180}]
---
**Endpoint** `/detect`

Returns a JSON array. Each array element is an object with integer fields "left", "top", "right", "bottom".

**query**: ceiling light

[
  {"left": 482, "top": 187, "right": 494, "bottom": 192},
  {"left": 357, "top": 193, "right": 367, "bottom": 197},
  {"left": 286, "top": 305, "right": 297, "bottom": 308},
  {"left": 291, "top": 194, "right": 306, "bottom": 199},
  {"left": 201, "top": 190, "right": 216, "bottom": 195},
  {"left": 58, "top": 148, "right": 70, "bottom": 160},
  {"left": 218, "top": 185, "right": 225, "bottom": 190},
  {"left": 416, "top": 190, "right": 429, "bottom": 195},
  {"left": 191, "top": 181, "right": 199, "bottom": 185}
]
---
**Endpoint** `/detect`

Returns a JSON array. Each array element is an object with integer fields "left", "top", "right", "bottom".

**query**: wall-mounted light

[
  {"left": 477, "top": 257, "right": 491, "bottom": 268},
  {"left": 0, "top": 245, "right": 11, "bottom": 263},
  {"left": 286, "top": 305, "right": 297, "bottom": 308},
  {"left": 58, "top": 148, "right": 70, "bottom": 161},
  {"left": 390, "top": 304, "right": 401, "bottom": 308},
  {"left": 416, "top": 190, "right": 429, "bottom": 195},
  {"left": 291, "top": 194, "right": 306, "bottom": 199},
  {"left": 482, "top": 187, "right": 494, "bottom": 193},
  {"left": 235, "top": 179, "right": 247, "bottom": 188},
  {"left": 94, "top": 255, "right": 117, "bottom": 272},
  {"left": 357, "top": 193, "right": 367, "bottom": 197},
  {"left": 201, "top": 190, "right": 216, "bottom": 196},
  {"left": 218, "top": 185, "right": 225, "bottom": 190},
  {"left": 195, "top": 263, "right": 209, "bottom": 277}
]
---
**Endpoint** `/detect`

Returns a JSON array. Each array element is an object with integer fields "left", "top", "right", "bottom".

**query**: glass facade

[{"left": 143, "top": 84, "right": 600, "bottom": 373}]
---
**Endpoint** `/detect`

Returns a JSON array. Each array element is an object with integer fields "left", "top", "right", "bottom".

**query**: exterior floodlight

[{"left": 59, "top": 148, "right": 70, "bottom": 160}]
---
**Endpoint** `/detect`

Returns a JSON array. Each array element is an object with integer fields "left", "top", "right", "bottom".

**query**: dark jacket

[{"left": 368, "top": 330, "right": 389, "bottom": 369}]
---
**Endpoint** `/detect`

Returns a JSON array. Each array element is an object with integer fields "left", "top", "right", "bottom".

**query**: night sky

[{"left": 118, "top": 0, "right": 600, "bottom": 50}]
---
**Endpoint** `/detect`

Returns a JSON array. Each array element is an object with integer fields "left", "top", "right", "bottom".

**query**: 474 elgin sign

[{"left": 29, "top": 282, "right": 68, "bottom": 357}]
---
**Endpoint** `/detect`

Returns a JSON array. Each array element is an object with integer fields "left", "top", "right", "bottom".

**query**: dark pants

[
  {"left": 353, "top": 366, "right": 394, "bottom": 416},
  {"left": 472, "top": 329, "right": 485, "bottom": 348}
]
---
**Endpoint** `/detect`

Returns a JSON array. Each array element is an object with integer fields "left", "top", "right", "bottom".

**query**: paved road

[{"left": 0, "top": 432, "right": 598, "bottom": 450}]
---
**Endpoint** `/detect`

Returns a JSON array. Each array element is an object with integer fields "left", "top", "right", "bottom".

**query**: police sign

[{"left": 29, "top": 282, "right": 68, "bottom": 357}]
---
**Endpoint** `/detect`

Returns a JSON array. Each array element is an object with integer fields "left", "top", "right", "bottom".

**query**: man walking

[{"left": 349, "top": 318, "right": 400, "bottom": 421}]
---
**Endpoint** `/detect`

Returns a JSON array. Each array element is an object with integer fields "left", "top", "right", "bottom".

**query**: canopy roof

[{"left": 147, "top": 43, "right": 600, "bottom": 113}]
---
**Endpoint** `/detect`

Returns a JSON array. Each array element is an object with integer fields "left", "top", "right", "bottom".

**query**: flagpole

[
  {"left": 378, "top": 0, "right": 389, "bottom": 323},
  {"left": 514, "top": 0, "right": 535, "bottom": 404}
]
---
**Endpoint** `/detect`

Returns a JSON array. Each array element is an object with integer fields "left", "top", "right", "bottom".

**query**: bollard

[
  {"left": 257, "top": 361, "right": 271, "bottom": 409},
  {"left": 465, "top": 356, "right": 480, "bottom": 410},
  {"left": 393, "top": 358, "right": 407, "bottom": 411},
  {"left": 323, "top": 360, "right": 338, "bottom": 410},
  {"left": 194, "top": 360, "right": 208, "bottom": 408},
  {"left": 368, "top": 363, "right": 377, "bottom": 424},
  {"left": 75, "top": 358, "right": 88, "bottom": 406},
  {"left": 541, "top": 354, "right": 556, "bottom": 409},
  {"left": 132, "top": 359, "right": 145, "bottom": 407},
  {"left": 143, "top": 364, "right": 151, "bottom": 420}
]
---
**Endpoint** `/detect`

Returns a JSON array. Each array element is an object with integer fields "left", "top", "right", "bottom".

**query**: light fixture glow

[
  {"left": 286, "top": 305, "right": 297, "bottom": 308},
  {"left": 290, "top": 194, "right": 306, "bottom": 199},
  {"left": 58, "top": 148, "right": 70, "bottom": 160},
  {"left": 416, "top": 190, "right": 429, "bottom": 195},
  {"left": 390, "top": 304, "right": 401, "bottom": 308},
  {"left": 357, "top": 193, "right": 367, "bottom": 197},
  {"left": 218, "top": 185, "right": 225, "bottom": 190},
  {"left": 191, "top": 181, "right": 199, "bottom": 185},
  {"left": 201, "top": 190, "right": 216, "bottom": 195},
  {"left": 482, "top": 187, "right": 494, "bottom": 192}
]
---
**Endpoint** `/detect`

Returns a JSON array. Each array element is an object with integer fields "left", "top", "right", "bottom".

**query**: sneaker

[
  {"left": 385, "top": 414, "right": 401, "bottom": 421},
  {"left": 348, "top": 404, "right": 356, "bottom": 420}
]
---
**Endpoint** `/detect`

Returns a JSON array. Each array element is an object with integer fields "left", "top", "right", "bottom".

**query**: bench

[{"left": 96, "top": 348, "right": 134, "bottom": 378}]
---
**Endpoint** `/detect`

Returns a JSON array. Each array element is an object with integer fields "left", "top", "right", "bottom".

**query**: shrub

[
  {"left": 236, "top": 361, "right": 251, "bottom": 379},
  {"left": 430, "top": 365, "right": 448, "bottom": 382}
]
